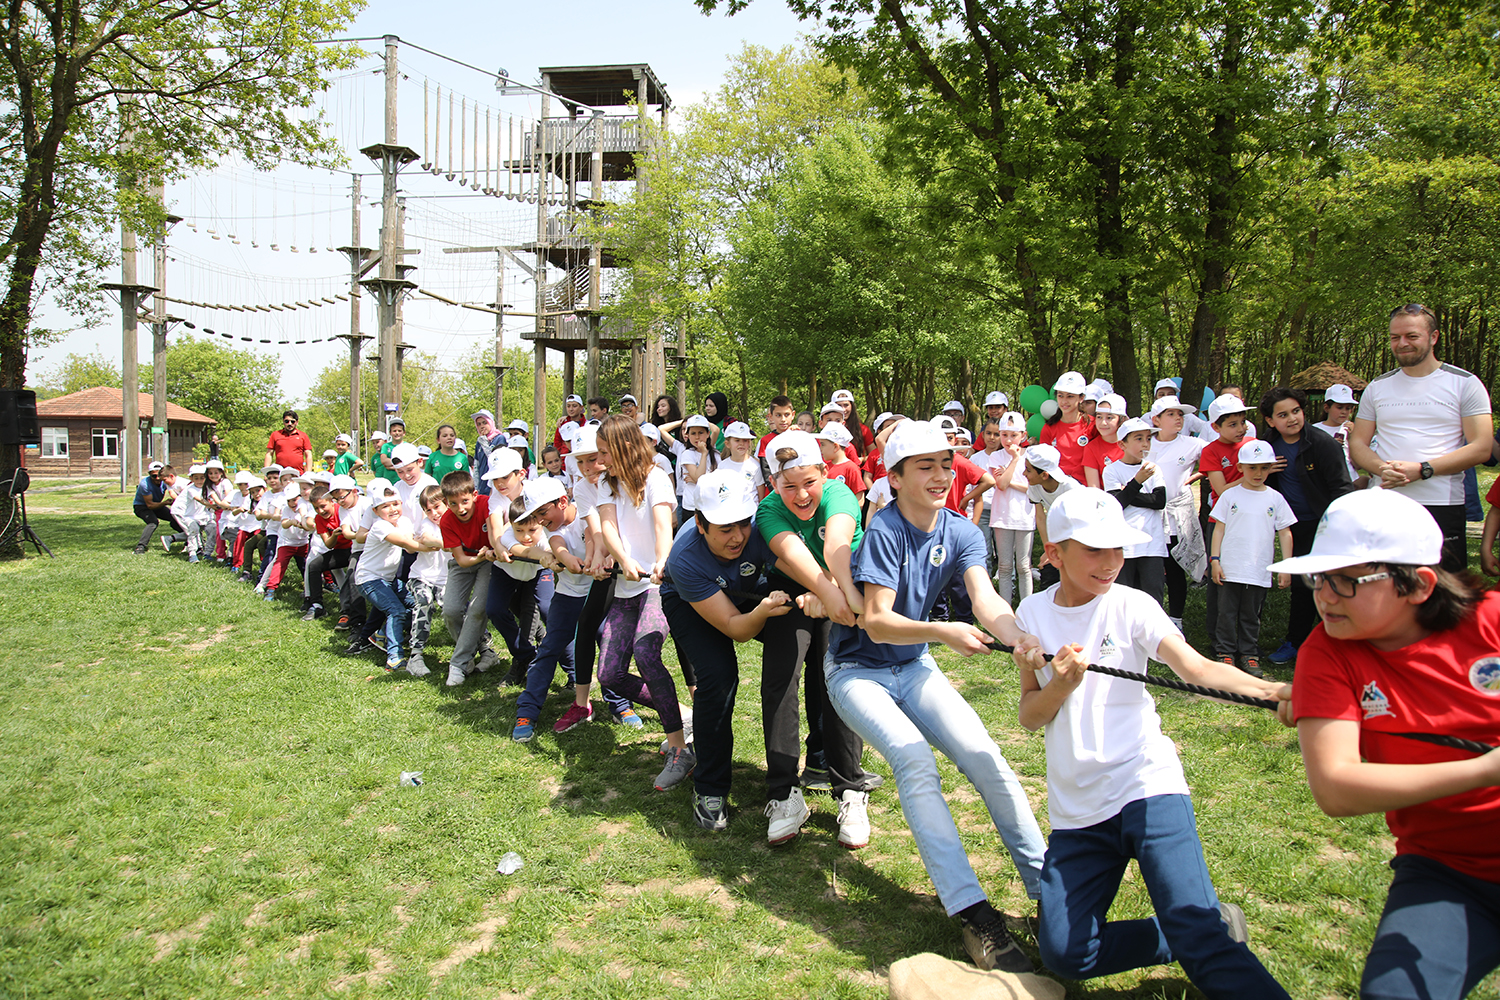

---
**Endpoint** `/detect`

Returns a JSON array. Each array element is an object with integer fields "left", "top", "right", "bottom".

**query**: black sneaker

[
  {"left": 961, "top": 912, "right": 1034, "bottom": 974},
  {"left": 1219, "top": 901, "right": 1249, "bottom": 944},
  {"left": 344, "top": 637, "right": 374, "bottom": 655},
  {"left": 300, "top": 604, "right": 325, "bottom": 622},
  {"left": 334, "top": 615, "right": 351, "bottom": 631},
  {"left": 800, "top": 766, "right": 832, "bottom": 792},
  {"left": 693, "top": 793, "right": 729, "bottom": 832}
]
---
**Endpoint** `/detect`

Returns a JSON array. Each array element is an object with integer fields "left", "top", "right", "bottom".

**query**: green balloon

[
  {"left": 1018, "top": 384, "right": 1049, "bottom": 413},
  {"left": 1026, "top": 413, "right": 1045, "bottom": 440}
]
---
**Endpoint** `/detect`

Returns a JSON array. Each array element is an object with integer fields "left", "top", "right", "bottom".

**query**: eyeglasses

[
  {"left": 1389, "top": 302, "right": 1435, "bottom": 318},
  {"left": 1303, "top": 571, "right": 1391, "bottom": 598}
]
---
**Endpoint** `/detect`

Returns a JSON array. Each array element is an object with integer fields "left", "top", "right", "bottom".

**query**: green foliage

[
  {"left": 162, "top": 335, "right": 284, "bottom": 431},
  {"left": 37, "top": 350, "right": 124, "bottom": 396}
]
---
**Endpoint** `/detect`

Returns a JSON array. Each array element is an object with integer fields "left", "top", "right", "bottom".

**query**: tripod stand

[{"left": 1, "top": 468, "right": 54, "bottom": 558}]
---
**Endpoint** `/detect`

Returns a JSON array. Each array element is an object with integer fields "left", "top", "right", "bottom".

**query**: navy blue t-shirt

[
  {"left": 829, "top": 504, "right": 988, "bottom": 667},
  {"left": 133, "top": 476, "right": 165, "bottom": 509},
  {"left": 661, "top": 518, "right": 772, "bottom": 604},
  {"left": 1270, "top": 436, "right": 1308, "bottom": 518}
]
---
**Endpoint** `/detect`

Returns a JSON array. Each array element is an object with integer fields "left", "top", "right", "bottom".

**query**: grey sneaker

[
  {"left": 405, "top": 655, "right": 430, "bottom": 678},
  {"left": 1219, "top": 901, "right": 1249, "bottom": 944},
  {"left": 764, "top": 788, "right": 810, "bottom": 845},
  {"left": 474, "top": 647, "right": 499, "bottom": 673},
  {"left": 962, "top": 912, "right": 1033, "bottom": 974},
  {"left": 445, "top": 662, "right": 468, "bottom": 687},
  {"left": 693, "top": 793, "right": 728, "bottom": 832},
  {"left": 653, "top": 745, "right": 696, "bottom": 791}
]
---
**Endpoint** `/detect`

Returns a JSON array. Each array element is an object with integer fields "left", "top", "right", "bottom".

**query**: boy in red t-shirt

[
  {"left": 1482, "top": 474, "right": 1500, "bottom": 578},
  {"left": 438, "top": 470, "right": 501, "bottom": 686},
  {"left": 299, "top": 484, "right": 353, "bottom": 621},
  {"left": 816, "top": 424, "right": 866, "bottom": 504}
]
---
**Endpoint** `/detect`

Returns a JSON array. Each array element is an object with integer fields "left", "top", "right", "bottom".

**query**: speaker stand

[{"left": 17, "top": 493, "right": 53, "bottom": 558}]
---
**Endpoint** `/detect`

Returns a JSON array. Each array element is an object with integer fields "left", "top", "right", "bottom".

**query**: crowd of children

[{"left": 128, "top": 371, "right": 1499, "bottom": 999}]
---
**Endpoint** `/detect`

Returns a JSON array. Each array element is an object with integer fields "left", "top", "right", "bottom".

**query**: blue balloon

[{"left": 1201, "top": 386, "right": 1215, "bottom": 410}]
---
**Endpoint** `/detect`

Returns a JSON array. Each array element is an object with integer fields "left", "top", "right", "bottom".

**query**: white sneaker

[
  {"left": 474, "top": 647, "right": 500, "bottom": 673},
  {"left": 836, "top": 789, "right": 870, "bottom": 849},
  {"left": 764, "top": 787, "right": 810, "bottom": 846},
  {"left": 253, "top": 582, "right": 265, "bottom": 596},
  {"left": 1169, "top": 616, "right": 1184, "bottom": 631},
  {"left": 446, "top": 662, "right": 467, "bottom": 687},
  {"left": 406, "top": 655, "right": 430, "bottom": 678}
]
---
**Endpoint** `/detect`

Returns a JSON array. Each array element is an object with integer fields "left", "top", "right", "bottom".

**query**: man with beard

[{"left": 1349, "top": 303, "right": 1492, "bottom": 571}]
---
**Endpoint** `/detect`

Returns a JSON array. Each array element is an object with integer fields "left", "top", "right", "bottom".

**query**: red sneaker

[{"left": 552, "top": 702, "right": 594, "bottom": 733}]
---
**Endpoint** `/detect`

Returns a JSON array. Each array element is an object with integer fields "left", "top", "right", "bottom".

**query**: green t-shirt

[
  {"left": 333, "top": 452, "right": 360, "bottom": 477},
  {"left": 425, "top": 450, "right": 469, "bottom": 481},
  {"left": 755, "top": 478, "right": 864, "bottom": 571},
  {"left": 374, "top": 442, "right": 399, "bottom": 483}
]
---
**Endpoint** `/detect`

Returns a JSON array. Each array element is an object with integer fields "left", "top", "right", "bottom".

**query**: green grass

[{"left": 1, "top": 482, "right": 1496, "bottom": 999}]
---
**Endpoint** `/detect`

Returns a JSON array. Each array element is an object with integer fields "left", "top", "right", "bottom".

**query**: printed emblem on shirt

[
  {"left": 1266, "top": 506, "right": 1276, "bottom": 518},
  {"left": 929, "top": 544, "right": 947, "bottom": 568},
  {"left": 1076, "top": 434, "right": 1089, "bottom": 448},
  {"left": 817, "top": 526, "right": 827, "bottom": 540},
  {"left": 1098, "top": 634, "right": 1120, "bottom": 659},
  {"left": 715, "top": 576, "right": 727, "bottom": 589},
  {"left": 1469, "top": 656, "right": 1500, "bottom": 694},
  {"left": 1220, "top": 457, "right": 1232, "bottom": 469},
  {"left": 1361, "top": 681, "right": 1395, "bottom": 720},
  {"left": 738, "top": 561, "right": 756, "bottom": 577}
]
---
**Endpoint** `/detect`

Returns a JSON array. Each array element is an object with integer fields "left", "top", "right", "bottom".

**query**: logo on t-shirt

[
  {"left": 817, "top": 526, "right": 827, "bottom": 541},
  {"left": 715, "top": 576, "right": 727, "bottom": 589},
  {"left": 929, "top": 544, "right": 947, "bottom": 568},
  {"left": 1469, "top": 656, "right": 1500, "bottom": 694},
  {"left": 738, "top": 561, "right": 756, "bottom": 577},
  {"left": 1098, "top": 634, "right": 1119, "bottom": 659},
  {"left": 1360, "top": 681, "right": 1395, "bottom": 720},
  {"left": 1266, "top": 505, "right": 1276, "bottom": 518},
  {"left": 1076, "top": 434, "right": 1089, "bottom": 448}
]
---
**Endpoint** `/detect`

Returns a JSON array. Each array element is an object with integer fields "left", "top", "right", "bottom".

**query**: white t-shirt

[
  {"left": 598, "top": 467, "right": 675, "bottom": 599},
  {"left": 669, "top": 440, "right": 689, "bottom": 498},
  {"left": 394, "top": 473, "right": 439, "bottom": 526},
  {"left": 278, "top": 488, "right": 310, "bottom": 546},
  {"left": 255, "top": 493, "right": 281, "bottom": 537},
  {"left": 1209, "top": 484, "right": 1297, "bottom": 587},
  {"left": 495, "top": 524, "right": 540, "bottom": 581},
  {"left": 677, "top": 451, "right": 715, "bottom": 511},
  {"left": 1015, "top": 584, "right": 1189, "bottom": 829},
  {"left": 1356, "top": 363, "right": 1491, "bottom": 505},
  {"left": 987, "top": 454, "right": 1035, "bottom": 530},
  {"left": 1026, "top": 472, "right": 1080, "bottom": 519},
  {"left": 170, "top": 484, "right": 201, "bottom": 526},
  {"left": 354, "top": 514, "right": 412, "bottom": 586},
  {"left": 550, "top": 514, "right": 593, "bottom": 599},
  {"left": 719, "top": 455, "right": 765, "bottom": 492},
  {"left": 651, "top": 453, "right": 674, "bottom": 481},
  {"left": 225, "top": 490, "right": 252, "bottom": 533},
  {"left": 1101, "top": 460, "right": 1168, "bottom": 558},
  {"left": 349, "top": 498, "right": 374, "bottom": 554},
  {"left": 410, "top": 513, "right": 447, "bottom": 586},
  {"left": 1148, "top": 433, "right": 1207, "bottom": 497},
  {"left": 866, "top": 475, "right": 893, "bottom": 511},
  {"left": 1313, "top": 420, "right": 1359, "bottom": 480},
  {"left": 572, "top": 475, "right": 600, "bottom": 520}
]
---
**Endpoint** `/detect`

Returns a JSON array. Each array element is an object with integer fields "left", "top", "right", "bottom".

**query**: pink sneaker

[{"left": 553, "top": 702, "right": 594, "bottom": 733}]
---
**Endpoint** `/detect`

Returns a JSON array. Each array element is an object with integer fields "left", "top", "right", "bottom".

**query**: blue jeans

[
  {"left": 517, "top": 591, "right": 582, "bottom": 721},
  {"left": 1038, "top": 794, "right": 1290, "bottom": 998},
  {"left": 358, "top": 578, "right": 408, "bottom": 665},
  {"left": 1362, "top": 854, "right": 1500, "bottom": 1000},
  {"left": 486, "top": 569, "right": 539, "bottom": 669},
  {"left": 824, "top": 649, "right": 1045, "bottom": 914}
]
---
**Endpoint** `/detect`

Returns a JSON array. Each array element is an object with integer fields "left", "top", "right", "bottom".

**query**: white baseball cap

[
  {"left": 872, "top": 411, "right": 896, "bottom": 432},
  {"left": 941, "top": 399, "right": 965, "bottom": 414},
  {"left": 819, "top": 402, "right": 845, "bottom": 418},
  {"left": 1084, "top": 384, "right": 1108, "bottom": 403},
  {"left": 1268, "top": 489, "right": 1443, "bottom": 574},
  {"left": 506, "top": 434, "right": 528, "bottom": 448},
  {"left": 1053, "top": 371, "right": 1088, "bottom": 394},
  {"left": 471, "top": 408, "right": 496, "bottom": 424},
  {"left": 955, "top": 428, "right": 973, "bottom": 444},
  {"left": 311, "top": 470, "right": 335, "bottom": 485},
  {"left": 188, "top": 464, "right": 206, "bottom": 476},
  {"left": 1048, "top": 488, "right": 1151, "bottom": 548},
  {"left": 619, "top": 393, "right": 639, "bottom": 406},
  {"left": 694, "top": 468, "right": 760, "bottom": 525},
  {"left": 570, "top": 424, "right": 599, "bottom": 457},
  {"left": 565, "top": 394, "right": 584, "bottom": 405},
  {"left": 482, "top": 448, "right": 523, "bottom": 479},
  {"left": 996, "top": 411, "right": 1027, "bottom": 433},
  {"left": 724, "top": 420, "right": 756, "bottom": 440},
  {"left": 233, "top": 470, "right": 253, "bottom": 484},
  {"left": 335, "top": 433, "right": 354, "bottom": 445},
  {"left": 454, "top": 438, "right": 467, "bottom": 453},
  {"left": 831, "top": 389, "right": 854, "bottom": 403},
  {"left": 816, "top": 422, "right": 853, "bottom": 448},
  {"left": 417, "top": 445, "right": 432, "bottom": 458},
  {"left": 205, "top": 459, "right": 225, "bottom": 470},
  {"left": 1149, "top": 394, "right": 1197, "bottom": 417},
  {"left": 1208, "top": 394, "right": 1248, "bottom": 424},
  {"left": 1154, "top": 377, "right": 1181, "bottom": 392},
  {"left": 884, "top": 419, "right": 958, "bottom": 469},
  {"left": 519, "top": 477, "right": 567, "bottom": 520},
  {"left": 930, "top": 414, "right": 959, "bottom": 433},
  {"left": 684, "top": 414, "right": 715, "bottom": 433},
  {"left": 1325, "top": 383, "right": 1356, "bottom": 405},
  {"left": 1237, "top": 440, "right": 1275, "bottom": 464},
  {"left": 329, "top": 474, "right": 359, "bottom": 492},
  {"left": 984, "top": 391, "right": 1009, "bottom": 407},
  {"left": 640, "top": 422, "right": 661, "bottom": 443},
  {"left": 558, "top": 421, "right": 579, "bottom": 443},
  {"left": 765, "top": 430, "right": 822, "bottom": 476},
  {"left": 322, "top": 449, "right": 337, "bottom": 458},
  {"left": 366, "top": 479, "right": 399, "bottom": 505},
  {"left": 390, "top": 442, "right": 421, "bottom": 467},
  {"left": 1118, "top": 417, "right": 1160, "bottom": 439},
  {"left": 507, "top": 419, "right": 529, "bottom": 432},
  {"left": 147, "top": 461, "right": 164, "bottom": 472},
  {"left": 263, "top": 464, "right": 283, "bottom": 474},
  {"left": 370, "top": 430, "right": 390, "bottom": 442},
  {"left": 1088, "top": 378, "right": 1114, "bottom": 395},
  {"left": 246, "top": 477, "right": 265, "bottom": 490},
  {"left": 1023, "top": 444, "right": 1062, "bottom": 474},
  {"left": 1096, "top": 393, "right": 1129, "bottom": 417}
]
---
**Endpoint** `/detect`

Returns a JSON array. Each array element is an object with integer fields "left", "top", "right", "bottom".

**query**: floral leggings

[{"left": 596, "top": 588, "right": 683, "bottom": 734}]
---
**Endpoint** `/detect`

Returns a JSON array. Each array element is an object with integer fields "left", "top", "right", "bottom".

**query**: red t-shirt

[
  {"left": 267, "top": 428, "right": 312, "bottom": 471},
  {"left": 1486, "top": 475, "right": 1500, "bottom": 508},
  {"left": 440, "top": 494, "right": 491, "bottom": 553},
  {"left": 1039, "top": 416, "right": 1096, "bottom": 482},
  {"left": 862, "top": 449, "right": 886, "bottom": 485},
  {"left": 313, "top": 508, "right": 352, "bottom": 550},
  {"left": 1293, "top": 592, "right": 1500, "bottom": 882},
  {"left": 826, "top": 459, "right": 864, "bottom": 497},
  {"left": 1198, "top": 438, "right": 1246, "bottom": 507},
  {"left": 1080, "top": 437, "right": 1123, "bottom": 486},
  {"left": 758, "top": 432, "right": 777, "bottom": 458},
  {"left": 553, "top": 416, "right": 584, "bottom": 455},
  {"left": 945, "top": 453, "right": 985, "bottom": 514}
]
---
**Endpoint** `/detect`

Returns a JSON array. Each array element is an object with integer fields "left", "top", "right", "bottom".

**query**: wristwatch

[{"left": 1419, "top": 461, "right": 1434, "bottom": 480}]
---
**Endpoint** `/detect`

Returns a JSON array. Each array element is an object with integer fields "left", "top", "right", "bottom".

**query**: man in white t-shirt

[{"left": 1349, "top": 303, "right": 1493, "bottom": 570}]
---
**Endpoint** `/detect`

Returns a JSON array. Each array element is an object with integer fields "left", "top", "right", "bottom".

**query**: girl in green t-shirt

[{"left": 424, "top": 424, "right": 469, "bottom": 481}]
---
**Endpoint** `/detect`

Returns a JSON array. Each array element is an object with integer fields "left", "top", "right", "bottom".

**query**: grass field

[{"left": 1, "top": 477, "right": 1496, "bottom": 999}]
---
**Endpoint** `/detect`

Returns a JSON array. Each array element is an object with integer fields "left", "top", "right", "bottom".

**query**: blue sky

[{"left": 31, "top": 0, "right": 811, "bottom": 406}]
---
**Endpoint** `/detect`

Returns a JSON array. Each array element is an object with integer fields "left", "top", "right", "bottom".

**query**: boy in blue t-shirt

[{"left": 824, "top": 420, "right": 1048, "bottom": 974}]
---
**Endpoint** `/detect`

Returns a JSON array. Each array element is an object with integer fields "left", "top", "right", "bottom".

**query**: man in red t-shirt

[
  {"left": 438, "top": 475, "right": 499, "bottom": 685},
  {"left": 266, "top": 410, "right": 313, "bottom": 472}
]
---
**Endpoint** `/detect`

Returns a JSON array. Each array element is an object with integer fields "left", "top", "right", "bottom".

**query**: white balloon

[{"left": 1039, "top": 399, "right": 1059, "bottom": 419}]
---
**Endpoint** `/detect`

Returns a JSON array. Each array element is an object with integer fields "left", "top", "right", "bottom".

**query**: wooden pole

[
  {"left": 377, "top": 35, "right": 401, "bottom": 430},
  {"left": 494, "top": 251, "right": 505, "bottom": 417},
  {"left": 587, "top": 111, "right": 603, "bottom": 400},
  {"left": 348, "top": 174, "right": 362, "bottom": 437},
  {"left": 121, "top": 223, "right": 140, "bottom": 488},
  {"left": 533, "top": 84, "right": 550, "bottom": 439},
  {"left": 149, "top": 179, "right": 168, "bottom": 467}
]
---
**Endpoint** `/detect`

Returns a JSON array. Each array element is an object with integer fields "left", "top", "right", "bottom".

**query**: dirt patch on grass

[
  {"left": 244, "top": 889, "right": 314, "bottom": 928},
  {"left": 1317, "top": 842, "right": 1359, "bottom": 864},
  {"left": 603, "top": 959, "right": 634, "bottom": 981},
  {"left": 285, "top": 932, "right": 319, "bottom": 962},
  {"left": 329, "top": 948, "right": 395, "bottom": 991},
  {"left": 429, "top": 915, "right": 508, "bottom": 980},
  {"left": 150, "top": 913, "right": 213, "bottom": 962},
  {"left": 594, "top": 820, "right": 630, "bottom": 837},
  {"left": 601, "top": 877, "right": 738, "bottom": 913},
  {"left": 186, "top": 624, "right": 234, "bottom": 653}
]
